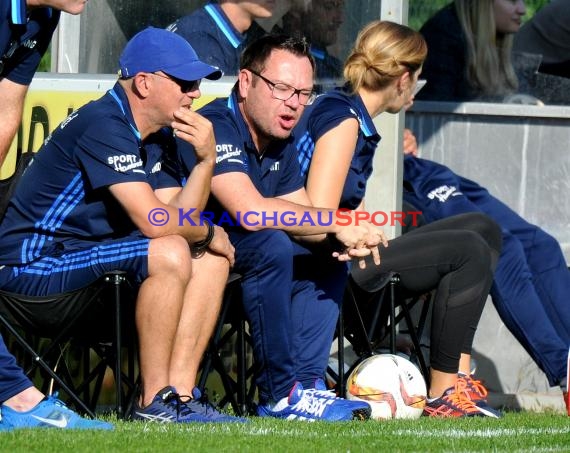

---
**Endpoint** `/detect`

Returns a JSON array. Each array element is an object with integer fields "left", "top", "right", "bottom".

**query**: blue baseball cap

[{"left": 118, "top": 27, "right": 222, "bottom": 81}]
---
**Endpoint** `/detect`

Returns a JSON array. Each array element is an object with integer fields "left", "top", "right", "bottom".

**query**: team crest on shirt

[{"left": 427, "top": 184, "right": 462, "bottom": 202}]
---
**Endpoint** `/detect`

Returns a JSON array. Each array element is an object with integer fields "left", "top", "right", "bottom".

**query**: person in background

[
  {"left": 191, "top": 34, "right": 385, "bottom": 421},
  {"left": 0, "top": 0, "right": 114, "bottom": 432},
  {"left": 402, "top": 128, "right": 570, "bottom": 416},
  {"left": 168, "top": 0, "right": 275, "bottom": 76},
  {"left": 0, "top": 27, "right": 243, "bottom": 425},
  {"left": 281, "top": 0, "right": 345, "bottom": 80},
  {"left": 405, "top": 0, "right": 570, "bottom": 416},
  {"left": 416, "top": 0, "right": 526, "bottom": 102},
  {"left": 0, "top": 0, "right": 87, "bottom": 169},
  {"left": 513, "top": 0, "right": 570, "bottom": 79},
  {"left": 294, "top": 20, "right": 503, "bottom": 418}
]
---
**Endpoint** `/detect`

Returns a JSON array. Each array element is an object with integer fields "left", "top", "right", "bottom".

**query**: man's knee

[
  {"left": 528, "top": 227, "right": 568, "bottom": 270},
  {"left": 148, "top": 235, "right": 192, "bottom": 277},
  {"left": 532, "top": 227, "right": 562, "bottom": 253},
  {"left": 192, "top": 252, "right": 230, "bottom": 283}
]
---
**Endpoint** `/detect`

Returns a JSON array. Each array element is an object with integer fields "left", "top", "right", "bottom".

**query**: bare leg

[
  {"left": 458, "top": 353, "right": 472, "bottom": 375},
  {"left": 137, "top": 235, "right": 192, "bottom": 406},
  {"left": 429, "top": 369, "right": 458, "bottom": 399},
  {"left": 429, "top": 353, "right": 472, "bottom": 398},
  {"left": 170, "top": 252, "right": 230, "bottom": 396},
  {"left": 2, "top": 387, "right": 44, "bottom": 411}
]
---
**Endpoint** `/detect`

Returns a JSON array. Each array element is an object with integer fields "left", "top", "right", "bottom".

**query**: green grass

[{"left": 1, "top": 411, "right": 568, "bottom": 453}]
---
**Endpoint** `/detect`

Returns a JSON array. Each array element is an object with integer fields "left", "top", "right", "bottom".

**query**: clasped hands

[{"left": 331, "top": 215, "right": 388, "bottom": 269}]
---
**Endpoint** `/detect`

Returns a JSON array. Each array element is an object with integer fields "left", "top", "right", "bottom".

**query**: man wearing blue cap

[{"left": 0, "top": 27, "right": 242, "bottom": 424}]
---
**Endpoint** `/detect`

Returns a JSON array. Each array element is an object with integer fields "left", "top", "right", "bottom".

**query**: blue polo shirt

[
  {"left": 0, "top": 83, "right": 181, "bottom": 267},
  {"left": 294, "top": 85, "right": 380, "bottom": 210},
  {"left": 168, "top": 1, "right": 244, "bottom": 75},
  {"left": 188, "top": 90, "right": 304, "bottom": 223},
  {"left": 0, "top": 0, "right": 60, "bottom": 84}
]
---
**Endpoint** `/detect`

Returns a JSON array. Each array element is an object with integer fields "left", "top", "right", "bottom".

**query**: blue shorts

[{"left": 0, "top": 234, "right": 150, "bottom": 297}]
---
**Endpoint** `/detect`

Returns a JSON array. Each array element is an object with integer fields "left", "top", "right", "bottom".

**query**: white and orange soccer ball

[{"left": 346, "top": 354, "right": 427, "bottom": 420}]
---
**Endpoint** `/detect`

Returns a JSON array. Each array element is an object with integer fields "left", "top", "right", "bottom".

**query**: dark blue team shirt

[
  {"left": 294, "top": 85, "right": 380, "bottom": 210},
  {"left": 0, "top": 0, "right": 60, "bottom": 84},
  {"left": 0, "top": 83, "right": 182, "bottom": 266},
  {"left": 168, "top": 1, "right": 243, "bottom": 75},
  {"left": 185, "top": 90, "right": 304, "bottom": 225}
]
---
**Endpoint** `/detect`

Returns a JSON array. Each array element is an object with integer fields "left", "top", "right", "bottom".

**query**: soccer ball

[{"left": 346, "top": 354, "right": 427, "bottom": 420}]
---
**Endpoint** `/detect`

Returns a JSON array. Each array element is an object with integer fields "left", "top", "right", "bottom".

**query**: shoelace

[
  {"left": 443, "top": 390, "right": 480, "bottom": 413},
  {"left": 305, "top": 387, "right": 338, "bottom": 399},
  {"left": 162, "top": 392, "right": 195, "bottom": 418},
  {"left": 46, "top": 393, "right": 71, "bottom": 411},
  {"left": 456, "top": 375, "right": 488, "bottom": 401},
  {"left": 187, "top": 393, "right": 219, "bottom": 417},
  {"left": 292, "top": 391, "right": 333, "bottom": 417}
]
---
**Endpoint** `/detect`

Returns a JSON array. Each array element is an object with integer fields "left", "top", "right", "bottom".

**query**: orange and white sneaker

[
  {"left": 457, "top": 372, "right": 502, "bottom": 418},
  {"left": 423, "top": 386, "right": 484, "bottom": 418}
]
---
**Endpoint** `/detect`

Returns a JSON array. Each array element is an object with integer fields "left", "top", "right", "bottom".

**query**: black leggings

[{"left": 351, "top": 212, "right": 502, "bottom": 373}]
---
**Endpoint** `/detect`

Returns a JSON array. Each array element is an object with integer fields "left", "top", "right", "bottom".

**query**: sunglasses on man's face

[{"left": 153, "top": 72, "right": 201, "bottom": 93}]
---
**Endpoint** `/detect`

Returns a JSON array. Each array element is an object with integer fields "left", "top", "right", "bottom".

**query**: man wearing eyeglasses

[
  {"left": 0, "top": 27, "right": 244, "bottom": 425},
  {"left": 184, "top": 34, "right": 384, "bottom": 421}
]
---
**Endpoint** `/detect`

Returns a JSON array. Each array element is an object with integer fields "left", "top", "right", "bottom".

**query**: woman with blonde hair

[
  {"left": 417, "top": 0, "right": 526, "bottom": 101},
  {"left": 294, "top": 20, "right": 503, "bottom": 418}
]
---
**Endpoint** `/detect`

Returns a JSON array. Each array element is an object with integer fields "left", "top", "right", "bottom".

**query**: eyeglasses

[
  {"left": 248, "top": 69, "right": 316, "bottom": 106},
  {"left": 153, "top": 72, "right": 201, "bottom": 93}
]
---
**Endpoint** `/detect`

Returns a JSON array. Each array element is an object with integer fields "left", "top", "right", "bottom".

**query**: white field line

[
  {"left": 148, "top": 424, "right": 570, "bottom": 440},
  {"left": 394, "top": 427, "right": 570, "bottom": 438}
]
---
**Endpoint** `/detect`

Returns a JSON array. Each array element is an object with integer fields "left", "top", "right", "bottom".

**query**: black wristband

[{"left": 192, "top": 218, "right": 215, "bottom": 254}]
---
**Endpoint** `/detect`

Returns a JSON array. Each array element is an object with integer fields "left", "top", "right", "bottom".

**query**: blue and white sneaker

[
  {"left": 185, "top": 387, "right": 247, "bottom": 423},
  {"left": 0, "top": 394, "right": 113, "bottom": 430},
  {"left": 257, "top": 381, "right": 370, "bottom": 421},
  {"left": 306, "top": 378, "right": 371, "bottom": 420},
  {"left": 131, "top": 386, "right": 245, "bottom": 423}
]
